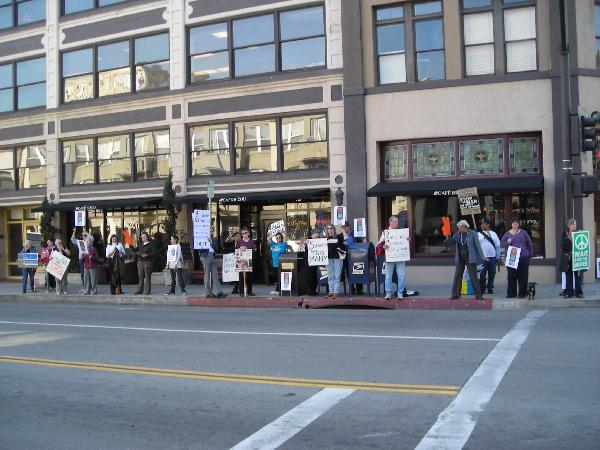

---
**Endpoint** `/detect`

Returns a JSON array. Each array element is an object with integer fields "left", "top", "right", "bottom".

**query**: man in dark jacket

[
  {"left": 450, "top": 220, "right": 484, "bottom": 300},
  {"left": 134, "top": 232, "right": 153, "bottom": 295}
]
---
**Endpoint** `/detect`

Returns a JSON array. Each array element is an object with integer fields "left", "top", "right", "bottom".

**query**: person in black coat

[{"left": 559, "top": 219, "right": 583, "bottom": 298}]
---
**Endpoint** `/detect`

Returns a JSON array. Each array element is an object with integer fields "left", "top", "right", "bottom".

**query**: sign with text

[
  {"left": 269, "top": 220, "right": 286, "bottom": 237},
  {"left": 384, "top": 228, "right": 410, "bottom": 262},
  {"left": 192, "top": 209, "right": 211, "bottom": 250},
  {"left": 307, "top": 238, "right": 328, "bottom": 266},
  {"left": 74, "top": 209, "right": 86, "bottom": 227},
  {"left": 572, "top": 230, "right": 590, "bottom": 271},
  {"left": 354, "top": 218, "right": 367, "bottom": 238},
  {"left": 77, "top": 240, "right": 88, "bottom": 256},
  {"left": 505, "top": 245, "right": 521, "bottom": 269},
  {"left": 456, "top": 187, "right": 481, "bottom": 215},
  {"left": 281, "top": 271, "right": 292, "bottom": 292},
  {"left": 333, "top": 206, "right": 347, "bottom": 226},
  {"left": 18, "top": 252, "right": 38, "bottom": 268},
  {"left": 222, "top": 253, "right": 238, "bottom": 282},
  {"left": 235, "top": 249, "right": 253, "bottom": 272},
  {"left": 46, "top": 251, "right": 70, "bottom": 279}
]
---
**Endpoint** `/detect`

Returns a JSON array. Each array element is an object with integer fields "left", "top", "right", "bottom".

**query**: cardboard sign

[
  {"left": 307, "top": 238, "right": 328, "bottom": 266},
  {"left": 18, "top": 252, "right": 38, "bottom": 268},
  {"left": 354, "top": 218, "right": 367, "bottom": 238},
  {"left": 235, "top": 249, "right": 253, "bottom": 272},
  {"left": 192, "top": 209, "right": 211, "bottom": 250},
  {"left": 384, "top": 228, "right": 410, "bottom": 262},
  {"left": 269, "top": 220, "right": 286, "bottom": 236},
  {"left": 505, "top": 245, "right": 521, "bottom": 269},
  {"left": 352, "top": 262, "right": 364, "bottom": 275},
  {"left": 222, "top": 253, "right": 238, "bottom": 282},
  {"left": 572, "top": 230, "right": 590, "bottom": 272},
  {"left": 456, "top": 187, "right": 481, "bottom": 215},
  {"left": 74, "top": 209, "right": 86, "bottom": 227},
  {"left": 281, "top": 271, "right": 292, "bottom": 292},
  {"left": 333, "top": 206, "right": 347, "bottom": 226},
  {"left": 46, "top": 251, "right": 70, "bottom": 279}
]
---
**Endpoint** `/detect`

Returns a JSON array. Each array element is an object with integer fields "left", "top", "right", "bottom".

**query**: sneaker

[
  {"left": 397, "top": 294, "right": 404, "bottom": 300},
  {"left": 216, "top": 292, "right": 226, "bottom": 298},
  {"left": 247, "top": 292, "right": 256, "bottom": 296},
  {"left": 231, "top": 289, "right": 239, "bottom": 295},
  {"left": 384, "top": 294, "right": 391, "bottom": 300},
  {"left": 269, "top": 290, "right": 279, "bottom": 295},
  {"left": 181, "top": 291, "right": 187, "bottom": 296},
  {"left": 164, "top": 292, "right": 173, "bottom": 296},
  {"left": 134, "top": 291, "right": 142, "bottom": 295}
]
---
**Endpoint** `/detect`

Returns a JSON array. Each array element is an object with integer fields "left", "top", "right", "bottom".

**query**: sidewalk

[{"left": 1, "top": 273, "right": 600, "bottom": 310}]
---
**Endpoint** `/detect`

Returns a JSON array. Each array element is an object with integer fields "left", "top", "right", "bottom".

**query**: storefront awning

[
  {"left": 182, "top": 188, "right": 330, "bottom": 204},
  {"left": 32, "top": 197, "right": 164, "bottom": 212},
  {"left": 367, "top": 175, "right": 544, "bottom": 197}
]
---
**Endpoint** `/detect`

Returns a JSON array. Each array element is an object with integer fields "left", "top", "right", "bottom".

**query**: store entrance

[{"left": 4, "top": 208, "right": 41, "bottom": 279}]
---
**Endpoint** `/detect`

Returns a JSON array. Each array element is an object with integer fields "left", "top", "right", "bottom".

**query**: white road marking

[
  {"left": 0, "top": 321, "right": 499, "bottom": 342},
  {"left": 231, "top": 388, "right": 354, "bottom": 450},
  {"left": 0, "top": 332, "right": 72, "bottom": 348},
  {"left": 416, "top": 310, "right": 547, "bottom": 450}
]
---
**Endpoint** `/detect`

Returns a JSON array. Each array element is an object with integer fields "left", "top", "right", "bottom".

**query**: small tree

[
  {"left": 40, "top": 196, "right": 56, "bottom": 243},
  {"left": 155, "top": 170, "right": 178, "bottom": 271}
]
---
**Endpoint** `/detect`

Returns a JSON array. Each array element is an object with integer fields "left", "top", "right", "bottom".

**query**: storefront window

[
  {"left": 0, "top": 149, "right": 15, "bottom": 191},
  {"left": 509, "top": 137, "right": 539, "bottom": 173},
  {"left": 384, "top": 144, "right": 408, "bottom": 179},
  {"left": 459, "top": 138, "right": 503, "bottom": 175},
  {"left": 134, "top": 130, "right": 170, "bottom": 180},
  {"left": 413, "top": 141, "right": 455, "bottom": 177},
  {"left": 98, "top": 134, "right": 131, "bottom": 183},
  {"left": 63, "top": 138, "right": 94, "bottom": 185},
  {"left": 511, "top": 193, "right": 543, "bottom": 256},
  {"left": 413, "top": 196, "right": 458, "bottom": 254},
  {"left": 282, "top": 114, "right": 327, "bottom": 171},
  {"left": 190, "top": 124, "right": 230, "bottom": 176},
  {"left": 235, "top": 119, "right": 277, "bottom": 173}
]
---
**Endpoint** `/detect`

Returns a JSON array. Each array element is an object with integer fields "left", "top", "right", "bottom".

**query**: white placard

[
  {"left": 333, "top": 206, "right": 347, "bottom": 226},
  {"left": 77, "top": 240, "right": 88, "bottom": 256},
  {"left": 597, "top": 258, "right": 600, "bottom": 279},
  {"left": 354, "top": 218, "right": 367, "bottom": 238},
  {"left": 307, "top": 238, "right": 328, "bottom": 267},
  {"left": 192, "top": 209, "right": 211, "bottom": 250},
  {"left": 74, "top": 210, "right": 86, "bottom": 227},
  {"left": 235, "top": 249, "right": 253, "bottom": 272},
  {"left": 46, "top": 251, "right": 70, "bottom": 279},
  {"left": 269, "top": 220, "right": 286, "bottom": 236},
  {"left": 281, "top": 271, "right": 292, "bottom": 292},
  {"left": 384, "top": 228, "right": 410, "bottom": 262},
  {"left": 222, "top": 253, "right": 238, "bottom": 282},
  {"left": 167, "top": 245, "right": 178, "bottom": 263},
  {"left": 504, "top": 245, "right": 521, "bottom": 269}
]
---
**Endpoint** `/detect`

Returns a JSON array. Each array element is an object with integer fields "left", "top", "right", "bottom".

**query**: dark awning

[
  {"left": 367, "top": 175, "right": 544, "bottom": 197},
  {"left": 32, "top": 197, "right": 163, "bottom": 212},
  {"left": 182, "top": 188, "right": 330, "bottom": 204}
]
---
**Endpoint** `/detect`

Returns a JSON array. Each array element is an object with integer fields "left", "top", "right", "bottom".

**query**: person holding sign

[
  {"left": 449, "top": 220, "right": 484, "bottom": 300},
  {"left": 478, "top": 218, "right": 501, "bottom": 294},
  {"left": 81, "top": 237, "right": 98, "bottom": 295},
  {"left": 71, "top": 228, "right": 94, "bottom": 288},
  {"left": 199, "top": 229, "right": 226, "bottom": 298},
  {"left": 165, "top": 236, "right": 187, "bottom": 296},
  {"left": 377, "top": 216, "right": 408, "bottom": 300},
  {"left": 325, "top": 225, "right": 346, "bottom": 298},
  {"left": 501, "top": 220, "right": 533, "bottom": 298},
  {"left": 106, "top": 234, "right": 125, "bottom": 295},
  {"left": 267, "top": 231, "right": 287, "bottom": 295},
  {"left": 21, "top": 240, "right": 37, "bottom": 294},
  {"left": 559, "top": 219, "right": 583, "bottom": 298},
  {"left": 54, "top": 239, "right": 71, "bottom": 295},
  {"left": 236, "top": 228, "right": 256, "bottom": 296}
]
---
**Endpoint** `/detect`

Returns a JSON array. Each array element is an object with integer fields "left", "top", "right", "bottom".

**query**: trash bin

[{"left": 278, "top": 253, "right": 308, "bottom": 296}]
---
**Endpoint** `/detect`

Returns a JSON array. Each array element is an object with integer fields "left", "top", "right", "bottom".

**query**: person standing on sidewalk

[
  {"left": 71, "top": 228, "right": 94, "bottom": 289},
  {"left": 236, "top": 228, "right": 256, "bottom": 296},
  {"left": 377, "top": 216, "right": 407, "bottom": 300},
  {"left": 165, "top": 236, "right": 187, "bottom": 296},
  {"left": 21, "top": 240, "right": 37, "bottom": 294},
  {"left": 450, "top": 220, "right": 484, "bottom": 300},
  {"left": 501, "top": 220, "right": 533, "bottom": 298},
  {"left": 106, "top": 234, "right": 125, "bottom": 295},
  {"left": 54, "top": 239, "right": 70, "bottom": 295},
  {"left": 267, "top": 231, "right": 287, "bottom": 295},
  {"left": 200, "top": 231, "right": 226, "bottom": 298},
  {"left": 40, "top": 239, "right": 56, "bottom": 293},
  {"left": 559, "top": 218, "right": 584, "bottom": 299},
  {"left": 81, "top": 237, "right": 97, "bottom": 295},
  {"left": 134, "top": 232, "right": 153, "bottom": 295},
  {"left": 228, "top": 231, "right": 241, "bottom": 295},
  {"left": 325, "top": 224, "right": 346, "bottom": 299},
  {"left": 478, "top": 218, "right": 501, "bottom": 294}
]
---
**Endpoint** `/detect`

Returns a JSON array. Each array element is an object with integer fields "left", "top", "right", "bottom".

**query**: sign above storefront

[{"left": 218, "top": 196, "right": 247, "bottom": 204}]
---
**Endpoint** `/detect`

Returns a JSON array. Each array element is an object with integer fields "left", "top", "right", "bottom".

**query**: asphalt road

[{"left": 0, "top": 303, "right": 598, "bottom": 449}]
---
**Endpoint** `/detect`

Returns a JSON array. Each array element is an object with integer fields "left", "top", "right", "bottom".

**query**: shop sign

[
  {"left": 218, "top": 196, "right": 247, "bottom": 204},
  {"left": 433, "top": 190, "right": 457, "bottom": 196},
  {"left": 384, "top": 228, "right": 410, "bottom": 262},
  {"left": 456, "top": 187, "right": 481, "bottom": 215},
  {"left": 307, "top": 238, "right": 328, "bottom": 266},
  {"left": 572, "top": 231, "right": 590, "bottom": 271}
]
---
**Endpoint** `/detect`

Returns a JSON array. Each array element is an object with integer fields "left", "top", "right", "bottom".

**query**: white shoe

[
  {"left": 384, "top": 294, "right": 391, "bottom": 300},
  {"left": 270, "top": 291, "right": 279, "bottom": 295}
]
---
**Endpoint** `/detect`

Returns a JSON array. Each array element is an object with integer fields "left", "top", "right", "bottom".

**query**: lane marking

[
  {"left": 231, "top": 388, "right": 355, "bottom": 450},
  {"left": 0, "top": 321, "right": 500, "bottom": 342},
  {"left": 0, "top": 332, "right": 72, "bottom": 348},
  {"left": 416, "top": 310, "right": 547, "bottom": 450},
  {"left": 0, "top": 355, "right": 459, "bottom": 395}
]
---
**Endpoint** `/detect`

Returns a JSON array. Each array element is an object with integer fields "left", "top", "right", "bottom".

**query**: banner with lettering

[
  {"left": 307, "top": 238, "right": 328, "bottom": 266},
  {"left": 384, "top": 228, "right": 410, "bottom": 262},
  {"left": 192, "top": 209, "right": 211, "bottom": 250}
]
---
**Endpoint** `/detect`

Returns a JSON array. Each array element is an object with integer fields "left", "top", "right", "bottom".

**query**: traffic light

[
  {"left": 580, "top": 175, "right": 598, "bottom": 195},
  {"left": 581, "top": 112, "right": 600, "bottom": 152}
]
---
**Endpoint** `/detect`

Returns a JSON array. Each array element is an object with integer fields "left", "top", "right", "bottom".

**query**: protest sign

[
  {"left": 281, "top": 271, "right": 292, "bottom": 292},
  {"left": 166, "top": 244, "right": 178, "bottom": 268},
  {"left": 192, "top": 209, "right": 211, "bottom": 250},
  {"left": 456, "top": 187, "right": 481, "bottom": 216},
  {"left": 354, "top": 218, "right": 367, "bottom": 238},
  {"left": 74, "top": 209, "right": 86, "bottom": 227},
  {"left": 307, "top": 238, "right": 328, "bottom": 266},
  {"left": 572, "top": 231, "right": 590, "bottom": 271},
  {"left": 18, "top": 252, "right": 38, "bottom": 268},
  {"left": 235, "top": 249, "right": 253, "bottom": 272},
  {"left": 46, "top": 251, "right": 70, "bottom": 279},
  {"left": 505, "top": 245, "right": 521, "bottom": 269},
  {"left": 269, "top": 220, "right": 286, "bottom": 236},
  {"left": 333, "top": 206, "right": 346, "bottom": 226},
  {"left": 77, "top": 240, "right": 88, "bottom": 255},
  {"left": 384, "top": 228, "right": 410, "bottom": 262},
  {"left": 222, "top": 253, "right": 238, "bottom": 282}
]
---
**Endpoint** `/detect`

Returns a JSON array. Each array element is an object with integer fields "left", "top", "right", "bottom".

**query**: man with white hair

[{"left": 450, "top": 219, "right": 484, "bottom": 300}]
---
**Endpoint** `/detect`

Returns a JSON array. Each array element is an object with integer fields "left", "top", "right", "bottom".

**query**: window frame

[
  {"left": 502, "top": 2, "right": 538, "bottom": 73},
  {"left": 595, "top": 1, "right": 600, "bottom": 57},
  {"left": 0, "top": 143, "right": 47, "bottom": 191},
  {"left": 461, "top": 0, "right": 496, "bottom": 77},
  {"left": 0, "top": 0, "right": 46, "bottom": 30},
  {"left": 61, "top": 0, "right": 129, "bottom": 16},
  {"left": 0, "top": 55, "right": 46, "bottom": 113}
]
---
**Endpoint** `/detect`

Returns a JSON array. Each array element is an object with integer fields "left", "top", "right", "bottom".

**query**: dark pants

[
  {"left": 507, "top": 256, "right": 530, "bottom": 297},
  {"left": 564, "top": 268, "right": 583, "bottom": 296},
  {"left": 452, "top": 248, "right": 481, "bottom": 298},
  {"left": 479, "top": 257, "right": 497, "bottom": 293},
  {"left": 239, "top": 271, "right": 253, "bottom": 295},
  {"left": 169, "top": 268, "right": 186, "bottom": 293},
  {"left": 22, "top": 268, "right": 35, "bottom": 292},
  {"left": 78, "top": 258, "right": 84, "bottom": 283},
  {"left": 308, "top": 266, "right": 318, "bottom": 295},
  {"left": 137, "top": 260, "right": 153, "bottom": 294},
  {"left": 272, "top": 266, "right": 280, "bottom": 292}
]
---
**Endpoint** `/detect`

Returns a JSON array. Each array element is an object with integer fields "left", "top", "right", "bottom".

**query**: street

[{"left": 0, "top": 303, "right": 599, "bottom": 449}]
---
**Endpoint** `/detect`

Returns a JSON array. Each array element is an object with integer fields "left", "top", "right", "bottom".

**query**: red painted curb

[{"left": 186, "top": 297, "right": 301, "bottom": 308}]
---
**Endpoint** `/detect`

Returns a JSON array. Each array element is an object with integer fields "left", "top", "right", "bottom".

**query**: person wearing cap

[
  {"left": 449, "top": 220, "right": 484, "bottom": 300},
  {"left": 478, "top": 218, "right": 501, "bottom": 294},
  {"left": 71, "top": 227, "right": 94, "bottom": 290}
]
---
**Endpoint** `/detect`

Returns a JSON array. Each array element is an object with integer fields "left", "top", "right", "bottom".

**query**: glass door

[{"left": 4, "top": 208, "right": 41, "bottom": 279}]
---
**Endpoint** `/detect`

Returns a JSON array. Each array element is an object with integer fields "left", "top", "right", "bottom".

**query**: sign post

[
  {"left": 456, "top": 187, "right": 481, "bottom": 227},
  {"left": 572, "top": 230, "right": 590, "bottom": 271}
]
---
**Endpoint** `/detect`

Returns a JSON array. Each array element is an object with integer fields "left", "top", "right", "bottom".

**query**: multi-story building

[{"left": 0, "top": 0, "right": 599, "bottom": 285}]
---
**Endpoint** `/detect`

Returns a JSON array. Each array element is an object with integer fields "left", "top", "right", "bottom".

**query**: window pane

[
  {"left": 506, "top": 40, "right": 536, "bottom": 72},
  {"left": 0, "top": 88, "right": 13, "bottom": 112},
  {"left": 16, "top": 145, "right": 46, "bottom": 168},
  {"left": 233, "top": 15, "right": 274, "bottom": 47},
  {"left": 596, "top": 6, "right": 600, "bottom": 36},
  {"left": 234, "top": 44, "right": 275, "bottom": 77},
  {"left": 282, "top": 115, "right": 327, "bottom": 171},
  {"left": 235, "top": 120, "right": 276, "bottom": 147},
  {"left": 99, "top": 159, "right": 132, "bottom": 183},
  {"left": 189, "top": 22, "right": 228, "bottom": 54},
  {"left": 64, "top": 0, "right": 93, "bottom": 14},
  {"left": 0, "top": 5, "right": 12, "bottom": 29},
  {"left": 283, "top": 141, "right": 327, "bottom": 170},
  {"left": 134, "top": 130, "right": 169, "bottom": 156},
  {"left": 63, "top": 48, "right": 93, "bottom": 77},
  {"left": 191, "top": 124, "right": 230, "bottom": 176},
  {"left": 510, "top": 138, "right": 539, "bottom": 173},
  {"left": 97, "top": 41, "right": 129, "bottom": 70},
  {"left": 135, "top": 33, "right": 169, "bottom": 64},
  {"left": 460, "top": 139, "right": 503, "bottom": 175},
  {"left": 282, "top": 115, "right": 327, "bottom": 142},
  {"left": 376, "top": 6, "right": 403, "bottom": 21},
  {"left": 417, "top": 50, "right": 445, "bottom": 80},
  {"left": 465, "top": 44, "right": 494, "bottom": 75},
  {"left": 413, "top": 141, "right": 455, "bottom": 177},
  {"left": 17, "top": 0, "right": 45, "bottom": 25},
  {"left": 190, "top": 51, "right": 229, "bottom": 82},
  {"left": 19, "top": 166, "right": 46, "bottom": 188},
  {"left": 0, "top": 1, "right": 11, "bottom": 7},
  {"left": 379, "top": 53, "right": 406, "bottom": 84},
  {"left": 99, "top": 0, "right": 127, "bottom": 5},
  {"left": 511, "top": 193, "right": 543, "bottom": 256},
  {"left": 464, "top": 12, "right": 493, "bottom": 45},
  {"left": 136, "top": 153, "right": 170, "bottom": 180},
  {"left": 191, "top": 125, "right": 229, "bottom": 151},
  {"left": 384, "top": 144, "right": 408, "bottom": 179},
  {"left": 413, "top": 196, "right": 458, "bottom": 254},
  {"left": 280, "top": 6, "right": 324, "bottom": 40},
  {"left": 17, "top": 82, "right": 45, "bottom": 109},
  {"left": 415, "top": 19, "right": 444, "bottom": 51},
  {"left": 281, "top": 37, "right": 325, "bottom": 70},
  {"left": 0, "top": 64, "right": 12, "bottom": 88},
  {"left": 62, "top": 139, "right": 93, "bottom": 163},
  {"left": 377, "top": 23, "right": 405, "bottom": 54},
  {"left": 463, "top": 0, "right": 492, "bottom": 7},
  {"left": 504, "top": 7, "right": 536, "bottom": 41},
  {"left": 414, "top": 1, "right": 442, "bottom": 16},
  {"left": 136, "top": 61, "right": 169, "bottom": 90},
  {"left": 98, "top": 67, "right": 131, "bottom": 96},
  {"left": 98, "top": 135, "right": 129, "bottom": 160},
  {"left": 64, "top": 74, "right": 94, "bottom": 102},
  {"left": 0, "top": 169, "right": 15, "bottom": 190},
  {"left": 235, "top": 145, "right": 277, "bottom": 173},
  {"left": 0, "top": 149, "right": 13, "bottom": 169},
  {"left": 64, "top": 162, "right": 94, "bottom": 185},
  {"left": 17, "top": 58, "right": 45, "bottom": 85}
]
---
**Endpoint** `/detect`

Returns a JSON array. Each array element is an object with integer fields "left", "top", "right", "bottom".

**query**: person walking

[
  {"left": 501, "top": 220, "right": 534, "bottom": 298},
  {"left": 377, "top": 216, "right": 407, "bottom": 300},
  {"left": 21, "top": 240, "right": 37, "bottom": 294},
  {"left": 54, "top": 239, "right": 71, "bottom": 295},
  {"left": 559, "top": 219, "right": 584, "bottom": 298},
  {"left": 236, "top": 228, "right": 255, "bottom": 296},
  {"left": 450, "top": 220, "right": 484, "bottom": 300},
  {"left": 71, "top": 228, "right": 94, "bottom": 289},
  {"left": 81, "top": 237, "right": 97, "bottom": 295},
  {"left": 134, "top": 232, "right": 153, "bottom": 295},
  {"left": 325, "top": 224, "right": 346, "bottom": 298},
  {"left": 165, "top": 236, "right": 187, "bottom": 296},
  {"left": 106, "top": 234, "right": 125, "bottom": 295},
  {"left": 267, "top": 231, "right": 287, "bottom": 295},
  {"left": 478, "top": 218, "right": 501, "bottom": 294}
]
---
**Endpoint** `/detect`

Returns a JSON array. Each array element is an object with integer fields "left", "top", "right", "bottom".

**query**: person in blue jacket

[
  {"left": 21, "top": 240, "right": 37, "bottom": 293},
  {"left": 268, "top": 231, "right": 287, "bottom": 295}
]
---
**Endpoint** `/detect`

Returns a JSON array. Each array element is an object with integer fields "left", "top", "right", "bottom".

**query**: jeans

[
  {"left": 78, "top": 258, "right": 84, "bottom": 283},
  {"left": 451, "top": 249, "right": 481, "bottom": 298},
  {"left": 55, "top": 273, "right": 68, "bottom": 294},
  {"left": 327, "top": 258, "right": 343, "bottom": 294},
  {"left": 169, "top": 268, "right": 186, "bottom": 293},
  {"left": 384, "top": 261, "right": 406, "bottom": 296},
  {"left": 201, "top": 253, "right": 222, "bottom": 295},
  {"left": 22, "top": 268, "right": 35, "bottom": 292},
  {"left": 137, "top": 260, "right": 153, "bottom": 294},
  {"left": 479, "top": 257, "right": 497, "bottom": 293},
  {"left": 83, "top": 267, "right": 97, "bottom": 294}
]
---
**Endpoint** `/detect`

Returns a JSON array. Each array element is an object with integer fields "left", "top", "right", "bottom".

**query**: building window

[
  {"left": 282, "top": 114, "right": 327, "bottom": 170},
  {"left": 62, "top": 33, "right": 169, "bottom": 103},
  {"left": 235, "top": 119, "right": 278, "bottom": 173},
  {"left": 414, "top": 1, "right": 445, "bottom": 81},
  {"left": 509, "top": 137, "right": 539, "bottom": 173},
  {"left": 190, "top": 124, "right": 231, "bottom": 176},
  {"left": 63, "top": 138, "right": 95, "bottom": 185},
  {"left": 0, "top": 149, "right": 15, "bottom": 191},
  {"left": 63, "top": 0, "right": 128, "bottom": 15},
  {"left": 413, "top": 141, "right": 455, "bottom": 177},
  {"left": 188, "top": 5, "right": 325, "bottom": 83},
  {"left": 0, "top": 64, "right": 13, "bottom": 112},
  {"left": 504, "top": 4, "right": 537, "bottom": 72},
  {"left": 463, "top": 3, "right": 494, "bottom": 76},
  {"left": 134, "top": 130, "right": 170, "bottom": 180},
  {"left": 98, "top": 134, "right": 131, "bottom": 183},
  {"left": 459, "top": 138, "right": 503, "bottom": 175},
  {"left": 0, "top": 57, "right": 46, "bottom": 112},
  {"left": 384, "top": 144, "right": 408, "bottom": 179},
  {"left": 375, "top": 6, "right": 406, "bottom": 84},
  {"left": 595, "top": 2, "right": 600, "bottom": 68},
  {"left": 0, "top": 144, "right": 46, "bottom": 190},
  {"left": 0, "top": 0, "right": 45, "bottom": 29}
]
